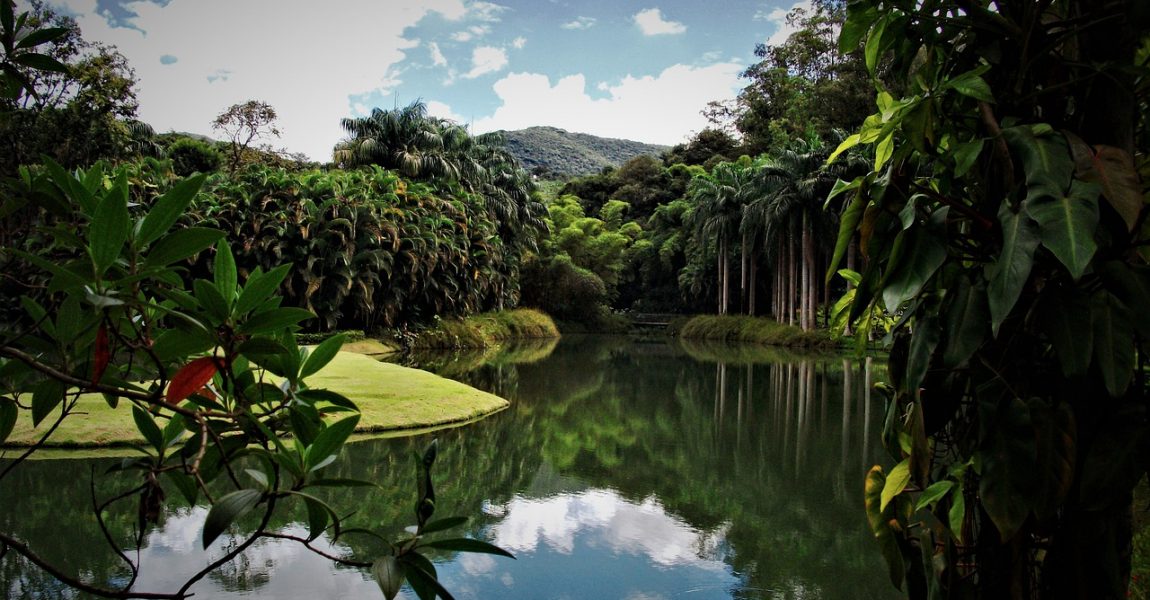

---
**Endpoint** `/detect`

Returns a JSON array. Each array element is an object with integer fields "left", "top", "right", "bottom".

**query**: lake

[{"left": 1, "top": 335, "right": 896, "bottom": 599}]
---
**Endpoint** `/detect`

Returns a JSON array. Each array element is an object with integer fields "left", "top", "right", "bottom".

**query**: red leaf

[
  {"left": 92, "top": 325, "right": 110, "bottom": 385},
  {"left": 167, "top": 357, "right": 219, "bottom": 404}
]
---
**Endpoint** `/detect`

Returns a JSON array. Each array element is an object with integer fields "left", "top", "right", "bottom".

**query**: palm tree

[{"left": 686, "top": 160, "right": 764, "bottom": 315}]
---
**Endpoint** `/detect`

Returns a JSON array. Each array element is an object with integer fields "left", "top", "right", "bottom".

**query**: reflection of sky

[{"left": 113, "top": 487, "right": 738, "bottom": 599}]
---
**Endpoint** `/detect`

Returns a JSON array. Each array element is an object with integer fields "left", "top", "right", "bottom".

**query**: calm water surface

[{"left": 1, "top": 335, "right": 895, "bottom": 599}]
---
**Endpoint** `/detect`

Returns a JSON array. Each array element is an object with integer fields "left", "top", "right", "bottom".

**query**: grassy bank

[
  {"left": 677, "top": 315, "right": 836, "bottom": 349},
  {"left": 410, "top": 308, "right": 559, "bottom": 349},
  {"left": 4, "top": 352, "right": 508, "bottom": 448}
]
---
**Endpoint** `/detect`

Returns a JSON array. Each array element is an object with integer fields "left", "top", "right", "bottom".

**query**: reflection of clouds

[
  {"left": 129, "top": 513, "right": 381, "bottom": 599},
  {"left": 489, "top": 489, "right": 729, "bottom": 570},
  {"left": 458, "top": 552, "right": 496, "bottom": 575}
]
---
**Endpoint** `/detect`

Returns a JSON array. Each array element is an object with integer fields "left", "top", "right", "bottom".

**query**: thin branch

[
  {"left": 175, "top": 495, "right": 279, "bottom": 597},
  {"left": 0, "top": 531, "right": 188, "bottom": 600},
  {"left": 90, "top": 470, "right": 147, "bottom": 589},
  {"left": 258, "top": 532, "right": 372, "bottom": 568}
]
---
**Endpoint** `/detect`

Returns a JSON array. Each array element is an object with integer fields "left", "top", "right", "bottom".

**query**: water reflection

[{"left": 1, "top": 335, "right": 894, "bottom": 599}]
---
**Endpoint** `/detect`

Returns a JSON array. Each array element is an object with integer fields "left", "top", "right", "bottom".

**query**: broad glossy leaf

[
  {"left": 905, "top": 315, "right": 940, "bottom": 395},
  {"left": 12, "top": 52, "right": 68, "bottom": 73},
  {"left": 1003, "top": 127, "right": 1073, "bottom": 204},
  {"left": 15, "top": 26, "right": 69, "bottom": 50},
  {"left": 421, "top": 537, "right": 516, "bottom": 559},
  {"left": 238, "top": 307, "right": 314, "bottom": 335},
  {"left": 1036, "top": 287, "right": 1093, "bottom": 377},
  {"left": 978, "top": 396, "right": 1036, "bottom": 540},
  {"left": 214, "top": 243, "right": 237, "bottom": 307},
  {"left": 0, "top": 398, "right": 17, "bottom": 444},
  {"left": 144, "top": 228, "right": 225, "bottom": 268},
  {"left": 303, "top": 496, "right": 329, "bottom": 542},
  {"left": 828, "top": 134, "right": 861, "bottom": 164},
  {"left": 88, "top": 186, "right": 130, "bottom": 277},
  {"left": 166, "top": 469, "right": 198, "bottom": 506},
  {"left": 987, "top": 204, "right": 1040, "bottom": 336},
  {"left": 132, "top": 405, "right": 164, "bottom": 453},
  {"left": 916, "top": 480, "right": 955, "bottom": 511},
  {"left": 32, "top": 379, "right": 65, "bottom": 426},
  {"left": 305, "top": 414, "right": 360, "bottom": 471},
  {"left": 372, "top": 556, "right": 407, "bottom": 600},
  {"left": 942, "top": 276, "right": 988, "bottom": 367},
  {"left": 1025, "top": 180, "right": 1099, "bottom": 280},
  {"left": 167, "top": 357, "right": 218, "bottom": 404},
  {"left": 1091, "top": 291, "right": 1134, "bottom": 397},
  {"left": 137, "top": 174, "right": 205, "bottom": 246},
  {"left": 235, "top": 264, "right": 291, "bottom": 315},
  {"left": 839, "top": 2, "right": 878, "bottom": 52},
  {"left": 418, "top": 516, "right": 468, "bottom": 535},
  {"left": 91, "top": 323, "right": 110, "bottom": 384},
  {"left": 943, "top": 66, "right": 994, "bottom": 103},
  {"left": 400, "top": 553, "right": 449, "bottom": 600},
  {"left": 300, "top": 334, "right": 345, "bottom": 379},
  {"left": 826, "top": 192, "right": 865, "bottom": 283},
  {"left": 948, "top": 489, "right": 965, "bottom": 542},
  {"left": 953, "top": 138, "right": 984, "bottom": 178},
  {"left": 202, "top": 489, "right": 263, "bottom": 548},
  {"left": 881, "top": 458, "right": 912, "bottom": 512},
  {"left": 865, "top": 465, "right": 906, "bottom": 589},
  {"left": 194, "top": 279, "right": 230, "bottom": 323},
  {"left": 865, "top": 14, "right": 890, "bottom": 74},
  {"left": 1097, "top": 261, "right": 1150, "bottom": 339},
  {"left": 1089, "top": 145, "right": 1143, "bottom": 232},
  {"left": 882, "top": 221, "right": 947, "bottom": 312}
]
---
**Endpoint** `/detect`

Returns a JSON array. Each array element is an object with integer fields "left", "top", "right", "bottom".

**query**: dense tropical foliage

[{"left": 826, "top": 0, "right": 1150, "bottom": 598}]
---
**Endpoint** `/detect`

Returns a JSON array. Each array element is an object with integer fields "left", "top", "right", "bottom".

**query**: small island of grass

[{"left": 3, "top": 351, "right": 508, "bottom": 449}]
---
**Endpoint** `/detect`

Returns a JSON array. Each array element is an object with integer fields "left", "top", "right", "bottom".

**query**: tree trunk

[{"left": 741, "top": 233, "right": 749, "bottom": 314}]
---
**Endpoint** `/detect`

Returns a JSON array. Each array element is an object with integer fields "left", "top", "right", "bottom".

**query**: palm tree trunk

[
  {"left": 741, "top": 233, "right": 749, "bottom": 314},
  {"left": 787, "top": 226, "right": 796, "bottom": 327},
  {"left": 749, "top": 256, "right": 757, "bottom": 316},
  {"left": 716, "top": 245, "right": 723, "bottom": 315}
]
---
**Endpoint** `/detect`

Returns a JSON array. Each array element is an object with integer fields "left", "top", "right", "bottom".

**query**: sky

[{"left": 28, "top": 0, "right": 812, "bottom": 161}]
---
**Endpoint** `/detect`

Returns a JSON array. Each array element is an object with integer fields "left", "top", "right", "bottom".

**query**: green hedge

[
  {"left": 677, "top": 315, "right": 835, "bottom": 349},
  {"left": 411, "top": 309, "right": 559, "bottom": 349}
]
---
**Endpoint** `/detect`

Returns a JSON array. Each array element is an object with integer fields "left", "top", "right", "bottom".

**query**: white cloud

[
  {"left": 512, "top": 36, "right": 527, "bottom": 49},
  {"left": 469, "top": 61, "right": 743, "bottom": 144},
  {"left": 44, "top": 0, "right": 466, "bottom": 161},
  {"left": 425, "top": 99, "right": 466, "bottom": 123},
  {"left": 462, "top": 46, "right": 509, "bottom": 79},
  {"left": 561, "top": 16, "right": 596, "bottom": 30},
  {"left": 469, "top": 1, "right": 508, "bottom": 22},
  {"left": 633, "top": 8, "right": 686, "bottom": 35},
  {"left": 451, "top": 30, "right": 474, "bottom": 42},
  {"left": 428, "top": 41, "right": 448, "bottom": 67},
  {"left": 755, "top": 0, "right": 813, "bottom": 47}
]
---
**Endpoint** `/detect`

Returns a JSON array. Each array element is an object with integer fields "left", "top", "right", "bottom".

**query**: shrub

[{"left": 167, "top": 138, "right": 222, "bottom": 176}]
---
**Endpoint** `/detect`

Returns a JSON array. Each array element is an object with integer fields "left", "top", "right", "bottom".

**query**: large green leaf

[
  {"left": 0, "top": 397, "right": 17, "bottom": 444},
  {"left": 31, "top": 379, "right": 65, "bottom": 426},
  {"left": 905, "top": 315, "right": 940, "bottom": 395},
  {"left": 201, "top": 489, "right": 263, "bottom": 548},
  {"left": 144, "top": 228, "right": 225, "bottom": 268},
  {"left": 1036, "top": 287, "right": 1093, "bottom": 377},
  {"left": 238, "top": 307, "right": 314, "bottom": 335},
  {"left": 1003, "top": 126, "right": 1074, "bottom": 204},
  {"left": 1097, "top": 261, "right": 1150, "bottom": 340},
  {"left": 214, "top": 243, "right": 237, "bottom": 307},
  {"left": 137, "top": 174, "right": 206, "bottom": 246},
  {"left": 943, "top": 66, "right": 994, "bottom": 103},
  {"left": 978, "top": 396, "right": 1037, "bottom": 540},
  {"left": 305, "top": 414, "right": 360, "bottom": 471},
  {"left": 372, "top": 556, "right": 406, "bottom": 600},
  {"left": 235, "top": 264, "right": 291, "bottom": 316},
  {"left": 1091, "top": 291, "right": 1135, "bottom": 397},
  {"left": 88, "top": 182, "right": 130, "bottom": 277},
  {"left": 1088, "top": 145, "right": 1143, "bottom": 232},
  {"left": 1025, "top": 180, "right": 1100, "bottom": 280},
  {"left": 865, "top": 465, "right": 906, "bottom": 589},
  {"left": 421, "top": 537, "right": 516, "bottom": 559},
  {"left": 300, "top": 334, "right": 346, "bottom": 379},
  {"left": 882, "top": 223, "right": 947, "bottom": 312},
  {"left": 942, "top": 276, "right": 989, "bottom": 367},
  {"left": 881, "top": 458, "right": 912, "bottom": 512},
  {"left": 132, "top": 405, "right": 164, "bottom": 454},
  {"left": 987, "top": 204, "right": 1040, "bottom": 335}
]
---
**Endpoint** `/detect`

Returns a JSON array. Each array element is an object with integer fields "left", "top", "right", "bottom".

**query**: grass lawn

[{"left": 3, "top": 351, "right": 508, "bottom": 449}]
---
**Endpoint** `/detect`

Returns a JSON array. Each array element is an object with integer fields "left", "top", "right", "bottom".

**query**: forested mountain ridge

[{"left": 499, "top": 126, "right": 668, "bottom": 178}]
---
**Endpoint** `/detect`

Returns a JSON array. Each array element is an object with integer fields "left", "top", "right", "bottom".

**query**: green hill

[{"left": 500, "top": 126, "right": 668, "bottom": 178}]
